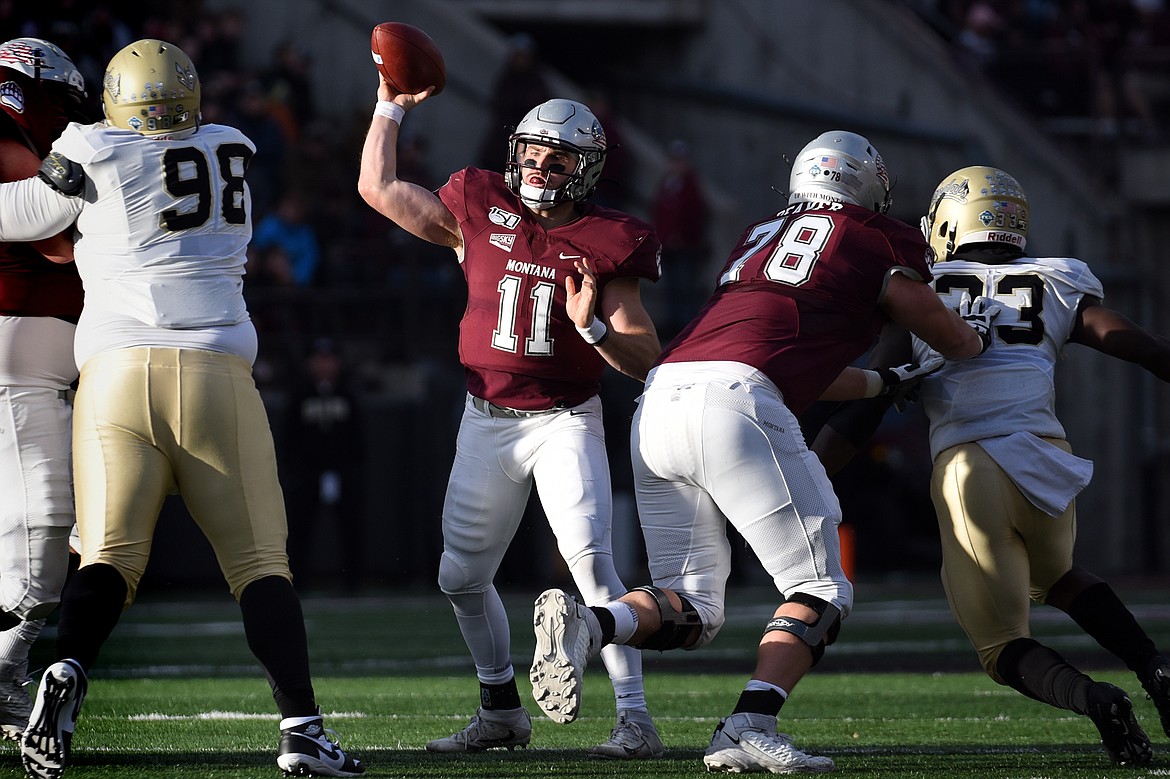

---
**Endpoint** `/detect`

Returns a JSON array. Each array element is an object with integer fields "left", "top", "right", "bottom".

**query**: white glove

[
  {"left": 958, "top": 292, "right": 1000, "bottom": 354},
  {"left": 873, "top": 353, "right": 946, "bottom": 394},
  {"left": 863, "top": 352, "right": 946, "bottom": 410}
]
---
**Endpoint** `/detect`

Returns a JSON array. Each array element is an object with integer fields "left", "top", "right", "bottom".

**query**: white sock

[
  {"left": 744, "top": 679, "right": 789, "bottom": 699},
  {"left": 605, "top": 602, "right": 639, "bottom": 644}
]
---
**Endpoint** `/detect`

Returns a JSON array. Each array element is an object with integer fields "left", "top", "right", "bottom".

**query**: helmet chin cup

[{"left": 518, "top": 182, "right": 560, "bottom": 209}]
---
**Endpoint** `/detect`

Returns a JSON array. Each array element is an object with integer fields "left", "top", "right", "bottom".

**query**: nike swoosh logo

[
  {"left": 569, "top": 409, "right": 588, "bottom": 416},
  {"left": 293, "top": 733, "right": 342, "bottom": 762},
  {"left": 559, "top": 252, "right": 582, "bottom": 260},
  {"left": 485, "top": 730, "right": 519, "bottom": 746}
]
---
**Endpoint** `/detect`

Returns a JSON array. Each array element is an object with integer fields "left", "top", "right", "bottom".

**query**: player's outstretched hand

[
  {"left": 875, "top": 352, "right": 945, "bottom": 411},
  {"left": 565, "top": 257, "right": 599, "bottom": 329}
]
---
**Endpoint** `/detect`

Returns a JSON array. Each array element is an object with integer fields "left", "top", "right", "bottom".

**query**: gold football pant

[
  {"left": 73, "top": 347, "right": 291, "bottom": 606},
  {"left": 930, "top": 439, "right": 1076, "bottom": 682}
]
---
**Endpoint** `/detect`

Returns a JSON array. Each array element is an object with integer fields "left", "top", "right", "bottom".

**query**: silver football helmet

[
  {"left": 0, "top": 37, "right": 85, "bottom": 91},
  {"left": 505, "top": 98, "right": 607, "bottom": 209},
  {"left": 922, "top": 165, "right": 1028, "bottom": 263},
  {"left": 0, "top": 38, "right": 89, "bottom": 153},
  {"left": 788, "top": 130, "right": 891, "bottom": 213}
]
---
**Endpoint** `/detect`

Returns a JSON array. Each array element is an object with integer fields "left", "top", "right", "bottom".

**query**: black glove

[{"left": 958, "top": 293, "right": 1000, "bottom": 355}]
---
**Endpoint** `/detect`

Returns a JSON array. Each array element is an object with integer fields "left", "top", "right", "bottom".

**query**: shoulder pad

[{"left": 37, "top": 151, "right": 85, "bottom": 197}]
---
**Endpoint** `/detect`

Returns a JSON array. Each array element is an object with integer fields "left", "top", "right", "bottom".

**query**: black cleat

[
  {"left": 1087, "top": 682, "right": 1152, "bottom": 766},
  {"left": 1141, "top": 655, "right": 1170, "bottom": 739},
  {"left": 276, "top": 712, "right": 364, "bottom": 777}
]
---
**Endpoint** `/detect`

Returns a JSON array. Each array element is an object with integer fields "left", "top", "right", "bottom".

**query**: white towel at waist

[{"left": 977, "top": 431, "right": 1093, "bottom": 518}]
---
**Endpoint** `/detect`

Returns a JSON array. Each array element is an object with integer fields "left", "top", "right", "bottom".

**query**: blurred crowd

[
  {"left": 7, "top": 0, "right": 1164, "bottom": 392},
  {"left": 5, "top": 0, "right": 1165, "bottom": 414},
  {"left": 906, "top": 0, "right": 1170, "bottom": 142},
  {"left": 2, "top": 1, "right": 466, "bottom": 397}
]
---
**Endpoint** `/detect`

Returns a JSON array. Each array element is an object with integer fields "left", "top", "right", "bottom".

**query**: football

[{"left": 370, "top": 22, "right": 446, "bottom": 96}]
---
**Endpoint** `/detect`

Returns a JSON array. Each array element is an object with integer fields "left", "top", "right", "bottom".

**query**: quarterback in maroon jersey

[
  {"left": 0, "top": 37, "right": 88, "bottom": 741},
  {"left": 528, "top": 130, "right": 998, "bottom": 773},
  {"left": 359, "top": 77, "right": 663, "bottom": 757}
]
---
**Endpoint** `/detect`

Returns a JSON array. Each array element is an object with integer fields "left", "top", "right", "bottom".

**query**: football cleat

[
  {"left": 276, "top": 711, "right": 364, "bottom": 777},
  {"left": 1141, "top": 656, "right": 1170, "bottom": 739},
  {"left": 530, "top": 588, "right": 602, "bottom": 724},
  {"left": 0, "top": 659, "right": 32, "bottom": 743},
  {"left": 1087, "top": 682, "right": 1152, "bottom": 766},
  {"left": 703, "top": 712, "right": 835, "bottom": 774},
  {"left": 21, "top": 659, "right": 87, "bottom": 779},
  {"left": 588, "top": 709, "right": 664, "bottom": 759},
  {"left": 425, "top": 706, "right": 531, "bottom": 752}
]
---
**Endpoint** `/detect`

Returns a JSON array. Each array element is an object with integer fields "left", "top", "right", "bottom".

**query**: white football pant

[{"left": 632, "top": 361, "right": 853, "bottom": 648}]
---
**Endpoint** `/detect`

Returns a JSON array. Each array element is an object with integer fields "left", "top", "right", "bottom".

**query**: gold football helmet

[
  {"left": 923, "top": 166, "right": 1028, "bottom": 262},
  {"left": 102, "top": 39, "right": 199, "bottom": 136}
]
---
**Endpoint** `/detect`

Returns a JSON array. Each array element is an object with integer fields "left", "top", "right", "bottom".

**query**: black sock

[
  {"left": 996, "top": 637, "right": 1094, "bottom": 714},
  {"left": 591, "top": 606, "right": 616, "bottom": 644},
  {"left": 480, "top": 678, "right": 522, "bottom": 710},
  {"left": 55, "top": 563, "right": 128, "bottom": 670},
  {"left": 240, "top": 576, "right": 316, "bottom": 719},
  {"left": 731, "top": 688, "right": 786, "bottom": 717},
  {"left": 1063, "top": 582, "right": 1159, "bottom": 673}
]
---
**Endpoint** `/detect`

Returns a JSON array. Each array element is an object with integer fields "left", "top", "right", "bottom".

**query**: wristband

[
  {"left": 862, "top": 370, "right": 884, "bottom": 399},
  {"left": 576, "top": 317, "right": 609, "bottom": 346},
  {"left": 373, "top": 101, "right": 405, "bottom": 125}
]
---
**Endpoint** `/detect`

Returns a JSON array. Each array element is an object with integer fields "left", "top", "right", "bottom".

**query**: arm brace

[{"left": 0, "top": 166, "right": 84, "bottom": 242}]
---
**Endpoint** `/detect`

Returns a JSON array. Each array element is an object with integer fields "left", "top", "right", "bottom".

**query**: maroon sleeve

[
  {"left": 559, "top": 204, "right": 662, "bottom": 288},
  {"left": 437, "top": 168, "right": 469, "bottom": 222}
]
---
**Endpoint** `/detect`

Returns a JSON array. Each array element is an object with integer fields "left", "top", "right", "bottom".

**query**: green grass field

[{"left": 4, "top": 580, "right": 1169, "bottom": 779}]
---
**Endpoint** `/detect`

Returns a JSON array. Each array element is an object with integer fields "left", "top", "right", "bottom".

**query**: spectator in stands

[
  {"left": 252, "top": 192, "right": 321, "bottom": 287},
  {"left": 650, "top": 139, "right": 711, "bottom": 337},
  {"left": 476, "top": 33, "right": 551, "bottom": 172},
  {"left": 263, "top": 39, "right": 316, "bottom": 141},
  {"left": 227, "top": 78, "right": 287, "bottom": 216},
  {"left": 281, "top": 338, "right": 366, "bottom": 591},
  {"left": 954, "top": 2, "right": 1003, "bottom": 75},
  {"left": 584, "top": 88, "right": 630, "bottom": 210}
]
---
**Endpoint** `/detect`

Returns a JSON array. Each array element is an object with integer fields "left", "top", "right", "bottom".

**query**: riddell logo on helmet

[{"left": 987, "top": 232, "right": 1024, "bottom": 246}]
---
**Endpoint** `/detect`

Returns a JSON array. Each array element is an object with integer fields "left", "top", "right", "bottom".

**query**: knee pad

[
  {"left": 629, "top": 585, "right": 704, "bottom": 651},
  {"left": 763, "top": 592, "right": 842, "bottom": 665},
  {"left": 437, "top": 551, "right": 469, "bottom": 595}
]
